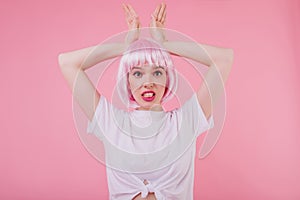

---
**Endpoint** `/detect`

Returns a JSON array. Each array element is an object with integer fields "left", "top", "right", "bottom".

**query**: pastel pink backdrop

[{"left": 1, "top": 0, "right": 299, "bottom": 199}]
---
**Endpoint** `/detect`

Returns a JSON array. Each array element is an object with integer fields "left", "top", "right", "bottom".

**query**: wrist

[{"left": 161, "top": 40, "right": 170, "bottom": 51}]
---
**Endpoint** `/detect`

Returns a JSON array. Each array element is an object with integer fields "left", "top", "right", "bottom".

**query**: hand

[
  {"left": 150, "top": 3, "right": 167, "bottom": 43},
  {"left": 123, "top": 3, "right": 141, "bottom": 45}
]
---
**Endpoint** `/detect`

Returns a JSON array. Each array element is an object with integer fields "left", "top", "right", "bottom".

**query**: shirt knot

[{"left": 140, "top": 181, "right": 164, "bottom": 199}]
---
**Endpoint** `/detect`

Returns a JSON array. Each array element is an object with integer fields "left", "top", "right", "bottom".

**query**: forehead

[
  {"left": 131, "top": 64, "right": 166, "bottom": 71},
  {"left": 123, "top": 47, "right": 171, "bottom": 71}
]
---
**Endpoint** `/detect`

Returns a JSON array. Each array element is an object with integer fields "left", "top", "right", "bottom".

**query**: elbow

[
  {"left": 227, "top": 48, "right": 234, "bottom": 65},
  {"left": 58, "top": 53, "right": 80, "bottom": 70},
  {"left": 220, "top": 48, "right": 234, "bottom": 70},
  {"left": 213, "top": 48, "right": 234, "bottom": 71},
  {"left": 58, "top": 53, "right": 67, "bottom": 69},
  {"left": 213, "top": 48, "right": 234, "bottom": 68}
]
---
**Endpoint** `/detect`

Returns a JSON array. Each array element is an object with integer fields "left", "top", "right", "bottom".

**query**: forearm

[
  {"left": 162, "top": 41, "right": 233, "bottom": 67},
  {"left": 58, "top": 43, "right": 128, "bottom": 71}
]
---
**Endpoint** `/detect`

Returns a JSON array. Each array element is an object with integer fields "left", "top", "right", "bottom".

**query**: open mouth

[{"left": 141, "top": 91, "right": 156, "bottom": 102}]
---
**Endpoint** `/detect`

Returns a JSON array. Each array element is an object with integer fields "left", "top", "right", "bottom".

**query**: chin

[
  {"left": 136, "top": 101, "right": 162, "bottom": 110},
  {"left": 133, "top": 92, "right": 164, "bottom": 110}
]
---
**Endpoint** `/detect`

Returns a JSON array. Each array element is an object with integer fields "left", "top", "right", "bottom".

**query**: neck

[{"left": 136, "top": 105, "right": 163, "bottom": 111}]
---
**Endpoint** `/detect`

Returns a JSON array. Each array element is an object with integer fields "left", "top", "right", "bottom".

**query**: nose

[
  {"left": 142, "top": 74, "right": 154, "bottom": 88},
  {"left": 143, "top": 81, "right": 154, "bottom": 89}
]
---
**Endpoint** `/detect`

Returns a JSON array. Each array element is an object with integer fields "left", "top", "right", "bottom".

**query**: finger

[
  {"left": 153, "top": 4, "right": 161, "bottom": 18},
  {"left": 137, "top": 20, "right": 141, "bottom": 28},
  {"left": 160, "top": 3, "right": 166, "bottom": 22},
  {"left": 123, "top": 4, "right": 131, "bottom": 19},
  {"left": 161, "top": 9, "right": 166, "bottom": 24},
  {"left": 123, "top": 7, "right": 134, "bottom": 27},
  {"left": 150, "top": 14, "right": 156, "bottom": 27},
  {"left": 127, "top": 4, "right": 138, "bottom": 17},
  {"left": 122, "top": 3, "right": 126, "bottom": 11},
  {"left": 157, "top": 3, "right": 165, "bottom": 22},
  {"left": 122, "top": 3, "right": 130, "bottom": 14},
  {"left": 160, "top": 3, "right": 166, "bottom": 23}
]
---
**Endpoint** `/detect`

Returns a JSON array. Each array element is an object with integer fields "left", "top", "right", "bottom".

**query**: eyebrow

[
  {"left": 154, "top": 66, "right": 166, "bottom": 70},
  {"left": 131, "top": 66, "right": 166, "bottom": 70},
  {"left": 131, "top": 66, "right": 143, "bottom": 70}
]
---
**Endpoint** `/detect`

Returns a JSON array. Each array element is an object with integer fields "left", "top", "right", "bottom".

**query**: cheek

[
  {"left": 155, "top": 76, "right": 167, "bottom": 87},
  {"left": 128, "top": 78, "right": 141, "bottom": 93}
]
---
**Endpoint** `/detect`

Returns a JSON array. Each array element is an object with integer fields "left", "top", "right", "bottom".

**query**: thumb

[{"left": 150, "top": 14, "right": 156, "bottom": 27}]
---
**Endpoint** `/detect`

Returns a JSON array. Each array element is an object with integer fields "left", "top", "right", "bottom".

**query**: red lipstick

[{"left": 141, "top": 91, "right": 156, "bottom": 102}]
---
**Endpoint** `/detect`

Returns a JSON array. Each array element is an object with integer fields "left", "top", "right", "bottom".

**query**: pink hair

[{"left": 117, "top": 38, "right": 178, "bottom": 108}]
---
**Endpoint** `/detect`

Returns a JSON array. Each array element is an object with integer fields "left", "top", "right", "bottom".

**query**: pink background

[{"left": 1, "top": 0, "right": 300, "bottom": 199}]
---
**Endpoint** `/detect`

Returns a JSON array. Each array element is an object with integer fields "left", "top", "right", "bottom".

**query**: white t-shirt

[{"left": 87, "top": 93, "right": 214, "bottom": 200}]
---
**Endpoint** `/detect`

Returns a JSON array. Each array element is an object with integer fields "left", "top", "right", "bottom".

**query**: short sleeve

[
  {"left": 86, "top": 95, "right": 113, "bottom": 140},
  {"left": 179, "top": 93, "right": 214, "bottom": 137}
]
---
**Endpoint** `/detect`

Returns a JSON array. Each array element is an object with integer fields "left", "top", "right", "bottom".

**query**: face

[{"left": 128, "top": 64, "right": 167, "bottom": 111}]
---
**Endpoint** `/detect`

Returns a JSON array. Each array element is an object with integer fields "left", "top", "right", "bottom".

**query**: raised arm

[
  {"left": 163, "top": 41, "right": 234, "bottom": 120},
  {"left": 58, "top": 43, "right": 128, "bottom": 121},
  {"left": 58, "top": 3, "right": 140, "bottom": 121},
  {"left": 58, "top": 43, "right": 128, "bottom": 71},
  {"left": 150, "top": 3, "right": 234, "bottom": 120}
]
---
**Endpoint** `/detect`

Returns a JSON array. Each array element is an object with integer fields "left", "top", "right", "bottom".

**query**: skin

[
  {"left": 128, "top": 3, "right": 165, "bottom": 199},
  {"left": 124, "top": 4, "right": 165, "bottom": 200},
  {"left": 128, "top": 65, "right": 167, "bottom": 111},
  {"left": 122, "top": 3, "right": 141, "bottom": 44},
  {"left": 58, "top": 2, "right": 234, "bottom": 200}
]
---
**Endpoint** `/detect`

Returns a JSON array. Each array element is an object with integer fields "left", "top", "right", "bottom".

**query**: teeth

[{"left": 143, "top": 93, "right": 154, "bottom": 97}]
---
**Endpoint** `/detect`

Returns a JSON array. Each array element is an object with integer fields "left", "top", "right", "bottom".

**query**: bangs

[
  {"left": 117, "top": 38, "right": 178, "bottom": 108},
  {"left": 121, "top": 47, "right": 173, "bottom": 73}
]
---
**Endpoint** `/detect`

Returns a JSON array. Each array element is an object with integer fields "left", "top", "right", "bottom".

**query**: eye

[
  {"left": 133, "top": 71, "right": 142, "bottom": 78},
  {"left": 153, "top": 70, "right": 163, "bottom": 77}
]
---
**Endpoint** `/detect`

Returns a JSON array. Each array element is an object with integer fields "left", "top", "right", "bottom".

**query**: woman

[{"left": 58, "top": 3, "right": 234, "bottom": 200}]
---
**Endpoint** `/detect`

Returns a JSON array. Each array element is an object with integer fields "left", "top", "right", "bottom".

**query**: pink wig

[{"left": 117, "top": 38, "right": 178, "bottom": 108}]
